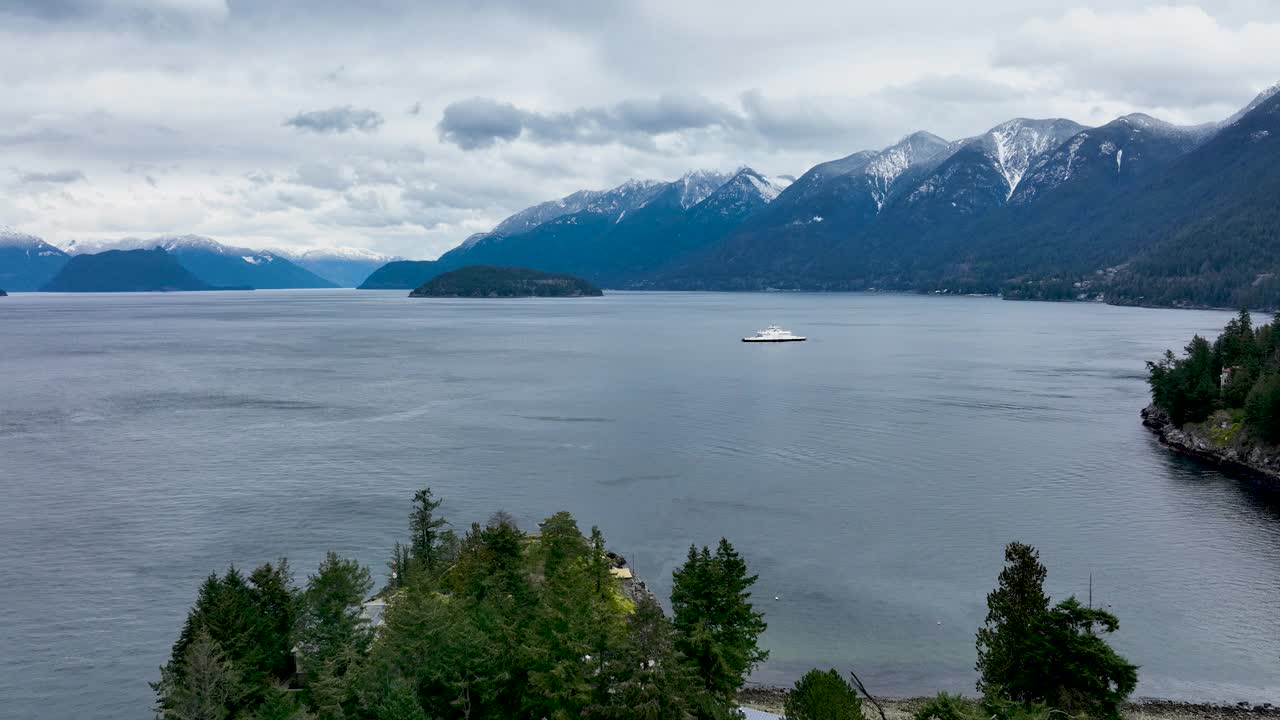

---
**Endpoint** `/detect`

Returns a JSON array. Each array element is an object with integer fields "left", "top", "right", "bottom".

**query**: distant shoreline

[{"left": 739, "top": 686, "right": 1280, "bottom": 719}]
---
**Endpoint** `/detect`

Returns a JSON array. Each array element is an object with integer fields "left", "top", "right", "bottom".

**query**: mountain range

[
  {"left": 0, "top": 231, "right": 399, "bottom": 291},
  {"left": 360, "top": 82, "right": 1280, "bottom": 309},
  {"left": 41, "top": 248, "right": 222, "bottom": 292},
  {"left": 5, "top": 82, "right": 1278, "bottom": 306}
]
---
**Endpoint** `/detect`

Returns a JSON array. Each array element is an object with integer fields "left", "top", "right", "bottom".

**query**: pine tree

[
  {"left": 975, "top": 542, "right": 1050, "bottom": 700},
  {"left": 387, "top": 542, "right": 412, "bottom": 591},
  {"left": 785, "top": 669, "right": 865, "bottom": 720},
  {"left": 251, "top": 683, "right": 313, "bottom": 720},
  {"left": 296, "top": 552, "right": 374, "bottom": 664},
  {"left": 376, "top": 679, "right": 427, "bottom": 720},
  {"left": 153, "top": 628, "right": 245, "bottom": 720},
  {"left": 409, "top": 488, "right": 448, "bottom": 577},
  {"left": 1024, "top": 599, "right": 1138, "bottom": 719},
  {"left": 585, "top": 597, "right": 699, "bottom": 720},
  {"left": 671, "top": 538, "right": 768, "bottom": 710}
]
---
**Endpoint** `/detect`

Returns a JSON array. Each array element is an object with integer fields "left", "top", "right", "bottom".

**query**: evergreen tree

[
  {"left": 1021, "top": 599, "right": 1138, "bottom": 719},
  {"left": 376, "top": 678, "right": 427, "bottom": 720},
  {"left": 1245, "top": 373, "right": 1280, "bottom": 443},
  {"left": 251, "top": 683, "right": 313, "bottom": 720},
  {"left": 539, "top": 510, "right": 588, "bottom": 582},
  {"left": 296, "top": 552, "right": 373, "bottom": 663},
  {"left": 671, "top": 538, "right": 768, "bottom": 711},
  {"left": 975, "top": 542, "right": 1050, "bottom": 700},
  {"left": 153, "top": 628, "right": 245, "bottom": 720},
  {"left": 976, "top": 543, "right": 1136, "bottom": 719},
  {"left": 586, "top": 597, "right": 700, "bottom": 720},
  {"left": 785, "top": 669, "right": 865, "bottom": 720},
  {"left": 386, "top": 542, "right": 412, "bottom": 591},
  {"left": 409, "top": 488, "right": 448, "bottom": 577},
  {"left": 248, "top": 560, "right": 298, "bottom": 686}
]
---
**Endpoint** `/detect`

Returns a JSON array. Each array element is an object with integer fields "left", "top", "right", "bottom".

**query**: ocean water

[{"left": 2, "top": 290, "right": 1278, "bottom": 718}]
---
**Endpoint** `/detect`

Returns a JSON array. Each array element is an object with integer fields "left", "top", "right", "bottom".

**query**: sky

[{"left": 2, "top": 1, "right": 1279, "bottom": 259}]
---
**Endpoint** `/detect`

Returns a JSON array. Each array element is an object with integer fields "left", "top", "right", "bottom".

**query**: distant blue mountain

[
  {"left": 0, "top": 229, "right": 71, "bottom": 291},
  {"left": 64, "top": 235, "right": 336, "bottom": 290},
  {"left": 41, "top": 248, "right": 225, "bottom": 292}
]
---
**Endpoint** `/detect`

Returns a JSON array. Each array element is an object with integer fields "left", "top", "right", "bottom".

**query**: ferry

[{"left": 742, "top": 325, "right": 806, "bottom": 342}]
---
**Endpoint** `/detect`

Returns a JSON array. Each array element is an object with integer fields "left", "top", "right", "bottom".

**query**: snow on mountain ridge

[
  {"left": 278, "top": 246, "right": 398, "bottom": 262},
  {"left": 984, "top": 119, "right": 1085, "bottom": 199},
  {"left": 0, "top": 227, "right": 47, "bottom": 247},
  {"left": 864, "top": 132, "right": 951, "bottom": 210},
  {"left": 676, "top": 170, "right": 734, "bottom": 208}
]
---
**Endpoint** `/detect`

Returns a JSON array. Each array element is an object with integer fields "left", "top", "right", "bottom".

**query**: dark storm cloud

[
  {"left": 437, "top": 98, "right": 526, "bottom": 149},
  {"left": 284, "top": 106, "right": 384, "bottom": 134},
  {"left": 438, "top": 94, "right": 742, "bottom": 150},
  {"left": 437, "top": 91, "right": 887, "bottom": 151},
  {"left": 19, "top": 169, "right": 85, "bottom": 183}
]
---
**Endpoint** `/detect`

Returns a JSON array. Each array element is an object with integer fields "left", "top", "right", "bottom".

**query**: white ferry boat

[{"left": 742, "top": 325, "right": 806, "bottom": 342}]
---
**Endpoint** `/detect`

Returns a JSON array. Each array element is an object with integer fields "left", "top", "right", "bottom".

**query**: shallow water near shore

[{"left": 2, "top": 290, "right": 1279, "bottom": 718}]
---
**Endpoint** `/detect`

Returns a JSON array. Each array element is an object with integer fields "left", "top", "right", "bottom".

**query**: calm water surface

[{"left": 2, "top": 290, "right": 1278, "bottom": 719}]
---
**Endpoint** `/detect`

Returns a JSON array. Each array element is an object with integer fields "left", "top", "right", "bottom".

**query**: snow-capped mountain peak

[
  {"left": 676, "top": 169, "right": 734, "bottom": 208},
  {"left": 981, "top": 118, "right": 1086, "bottom": 199},
  {"left": 865, "top": 131, "right": 951, "bottom": 210},
  {"left": 276, "top": 246, "right": 397, "bottom": 262},
  {"left": 1225, "top": 81, "right": 1280, "bottom": 127},
  {"left": 0, "top": 226, "right": 46, "bottom": 247}
]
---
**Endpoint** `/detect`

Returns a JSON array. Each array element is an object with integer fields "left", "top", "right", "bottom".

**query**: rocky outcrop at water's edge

[{"left": 1141, "top": 405, "right": 1280, "bottom": 488}]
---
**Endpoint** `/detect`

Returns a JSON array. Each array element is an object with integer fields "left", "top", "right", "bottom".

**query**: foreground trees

[
  {"left": 784, "top": 669, "right": 864, "bottom": 720},
  {"left": 671, "top": 539, "right": 769, "bottom": 713},
  {"left": 155, "top": 492, "right": 766, "bottom": 720}
]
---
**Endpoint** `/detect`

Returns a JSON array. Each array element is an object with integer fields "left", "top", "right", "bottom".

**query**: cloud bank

[{"left": 1, "top": 1, "right": 1277, "bottom": 259}]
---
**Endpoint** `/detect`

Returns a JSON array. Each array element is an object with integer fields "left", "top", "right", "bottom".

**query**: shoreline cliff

[{"left": 1141, "top": 405, "right": 1280, "bottom": 489}]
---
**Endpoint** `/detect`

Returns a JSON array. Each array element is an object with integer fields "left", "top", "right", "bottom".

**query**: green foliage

[
  {"left": 671, "top": 538, "right": 769, "bottom": 708},
  {"left": 296, "top": 552, "right": 374, "bottom": 664},
  {"left": 975, "top": 542, "right": 1049, "bottom": 699},
  {"left": 409, "top": 487, "right": 449, "bottom": 579},
  {"left": 251, "top": 684, "right": 313, "bottom": 720},
  {"left": 585, "top": 597, "right": 701, "bottom": 720},
  {"left": 914, "top": 693, "right": 1058, "bottom": 720},
  {"left": 913, "top": 692, "right": 979, "bottom": 720},
  {"left": 1245, "top": 373, "right": 1280, "bottom": 443},
  {"left": 153, "top": 628, "right": 245, "bottom": 720},
  {"left": 1152, "top": 307, "right": 1280, "bottom": 427},
  {"left": 159, "top": 492, "right": 766, "bottom": 720},
  {"left": 375, "top": 679, "right": 428, "bottom": 720},
  {"left": 1021, "top": 599, "right": 1139, "bottom": 719},
  {"left": 157, "top": 561, "right": 297, "bottom": 716},
  {"left": 784, "top": 669, "right": 865, "bottom": 720},
  {"left": 1149, "top": 310, "right": 1280, "bottom": 441},
  {"left": 976, "top": 543, "right": 1137, "bottom": 719}
]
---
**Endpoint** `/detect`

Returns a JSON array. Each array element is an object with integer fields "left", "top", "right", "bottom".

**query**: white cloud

[
  {"left": 1, "top": 1, "right": 1277, "bottom": 259},
  {"left": 995, "top": 6, "right": 1280, "bottom": 111}
]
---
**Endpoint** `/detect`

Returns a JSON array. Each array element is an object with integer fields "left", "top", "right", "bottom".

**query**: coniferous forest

[
  {"left": 1147, "top": 309, "right": 1280, "bottom": 442},
  {"left": 153, "top": 491, "right": 1137, "bottom": 720}
]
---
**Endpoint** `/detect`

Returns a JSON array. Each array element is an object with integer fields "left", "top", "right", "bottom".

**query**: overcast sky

[{"left": 3, "top": 1, "right": 1279, "bottom": 259}]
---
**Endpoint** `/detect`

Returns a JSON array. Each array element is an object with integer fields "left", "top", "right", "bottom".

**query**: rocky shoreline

[
  {"left": 1140, "top": 405, "right": 1280, "bottom": 488},
  {"left": 739, "top": 686, "right": 1280, "bottom": 719}
]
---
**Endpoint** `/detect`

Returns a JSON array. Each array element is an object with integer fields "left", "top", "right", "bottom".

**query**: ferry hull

[{"left": 742, "top": 337, "right": 806, "bottom": 342}]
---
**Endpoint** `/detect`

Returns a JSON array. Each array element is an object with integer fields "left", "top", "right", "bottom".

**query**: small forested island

[
  {"left": 40, "top": 248, "right": 221, "bottom": 292},
  {"left": 153, "top": 489, "right": 1149, "bottom": 720},
  {"left": 1144, "top": 309, "right": 1280, "bottom": 484},
  {"left": 409, "top": 265, "right": 603, "bottom": 298}
]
